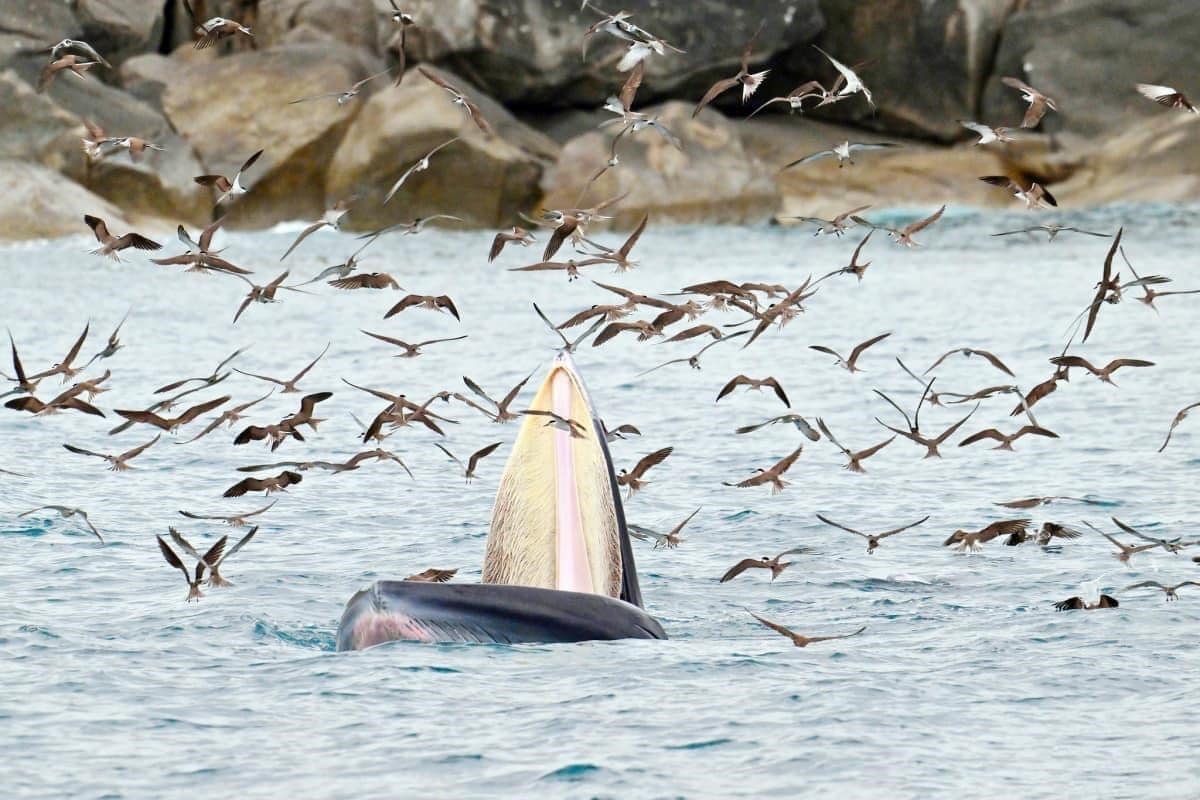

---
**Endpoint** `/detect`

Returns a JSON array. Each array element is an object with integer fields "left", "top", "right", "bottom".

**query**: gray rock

[
  {"left": 0, "top": 70, "right": 80, "bottom": 167},
  {"left": 327, "top": 65, "right": 559, "bottom": 230},
  {"left": 75, "top": 0, "right": 165, "bottom": 67},
  {"left": 0, "top": 2, "right": 82, "bottom": 72},
  {"left": 403, "top": 0, "right": 824, "bottom": 107},
  {"left": 982, "top": 0, "right": 1200, "bottom": 138},
  {"left": 257, "top": 0, "right": 382, "bottom": 52},
  {"left": 0, "top": 159, "right": 126, "bottom": 240}
]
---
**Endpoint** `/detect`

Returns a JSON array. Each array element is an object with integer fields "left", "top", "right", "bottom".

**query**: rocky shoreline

[{"left": 1, "top": 0, "right": 1197, "bottom": 241}]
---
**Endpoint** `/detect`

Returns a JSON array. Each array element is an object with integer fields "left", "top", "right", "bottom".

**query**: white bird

[
  {"left": 781, "top": 141, "right": 898, "bottom": 170},
  {"left": 1135, "top": 83, "right": 1197, "bottom": 113},
  {"left": 384, "top": 138, "right": 460, "bottom": 204},
  {"left": 813, "top": 45, "right": 873, "bottom": 109},
  {"left": 958, "top": 120, "right": 1013, "bottom": 145}
]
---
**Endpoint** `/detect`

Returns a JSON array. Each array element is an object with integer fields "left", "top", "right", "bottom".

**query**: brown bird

[
  {"left": 734, "top": 414, "right": 820, "bottom": 440},
  {"left": 1002, "top": 76, "right": 1058, "bottom": 128},
  {"left": 361, "top": 330, "right": 468, "bottom": 358},
  {"left": 63, "top": 435, "right": 160, "bottom": 471},
  {"left": 1036, "top": 522, "right": 1086, "bottom": 546},
  {"left": 234, "top": 344, "right": 329, "bottom": 394},
  {"left": 636, "top": 331, "right": 747, "bottom": 376},
  {"left": 433, "top": 441, "right": 503, "bottom": 483},
  {"left": 232, "top": 271, "right": 298, "bottom": 324},
  {"left": 876, "top": 389, "right": 978, "bottom": 459},
  {"left": 178, "top": 500, "right": 276, "bottom": 527},
  {"left": 185, "top": 0, "right": 254, "bottom": 48},
  {"left": 1121, "top": 247, "right": 1200, "bottom": 309},
  {"left": 958, "top": 425, "right": 1059, "bottom": 451},
  {"left": 719, "top": 547, "right": 809, "bottom": 582},
  {"left": 816, "top": 230, "right": 874, "bottom": 283},
  {"left": 748, "top": 612, "right": 866, "bottom": 648},
  {"left": 280, "top": 391, "right": 333, "bottom": 432},
  {"left": 943, "top": 519, "right": 1031, "bottom": 552},
  {"left": 716, "top": 375, "right": 790, "bottom": 407},
  {"left": 27, "top": 322, "right": 91, "bottom": 384},
  {"left": 1135, "top": 83, "right": 1196, "bottom": 113},
  {"left": 278, "top": 197, "right": 359, "bottom": 260},
  {"left": 606, "top": 423, "right": 642, "bottom": 441},
  {"left": 1110, "top": 517, "right": 1199, "bottom": 554},
  {"left": 84, "top": 215, "right": 161, "bottom": 261},
  {"left": 488, "top": 226, "right": 536, "bottom": 262},
  {"left": 1084, "top": 523, "right": 1162, "bottom": 564},
  {"left": 994, "top": 496, "right": 1098, "bottom": 510},
  {"left": 39, "top": 54, "right": 99, "bottom": 92},
  {"left": 155, "top": 349, "right": 243, "bottom": 394},
  {"left": 115, "top": 395, "right": 230, "bottom": 433},
  {"left": 1159, "top": 401, "right": 1200, "bottom": 452},
  {"left": 384, "top": 294, "right": 460, "bottom": 321},
  {"left": 816, "top": 418, "right": 894, "bottom": 473},
  {"left": 1082, "top": 228, "right": 1125, "bottom": 342},
  {"left": 328, "top": 272, "right": 398, "bottom": 291},
  {"left": 923, "top": 347, "right": 1014, "bottom": 378},
  {"left": 628, "top": 507, "right": 701, "bottom": 549},
  {"left": 157, "top": 533, "right": 223, "bottom": 603},
  {"left": 462, "top": 370, "right": 536, "bottom": 423},
  {"left": 723, "top": 446, "right": 804, "bottom": 494},
  {"left": 384, "top": 138, "right": 459, "bottom": 204},
  {"left": 194, "top": 149, "right": 263, "bottom": 206},
  {"left": 1125, "top": 580, "right": 1200, "bottom": 602},
  {"left": 816, "top": 513, "right": 929, "bottom": 553},
  {"left": 417, "top": 66, "right": 494, "bottom": 136},
  {"left": 223, "top": 470, "right": 303, "bottom": 498},
  {"left": 692, "top": 23, "right": 769, "bottom": 117},
  {"left": 19, "top": 505, "right": 103, "bottom": 543},
  {"left": 405, "top": 567, "right": 458, "bottom": 583},
  {"left": 1050, "top": 355, "right": 1154, "bottom": 385},
  {"left": 616, "top": 446, "right": 673, "bottom": 497},
  {"left": 809, "top": 331, "right": 891, "bottom": 373},
  {"left": 588, "top": 213, "right": 649, "bottom": 272},
  {"left": 170, "top": 526, "right": 256, "bottom": 588},
  {"left": 978, "top": 175, "right": 1057, "bottom": 209},
  {"left": 233, "top": 423, "right": 304, "bottom": 451},
  {"left": 784, "top": 205, "right": 872, "bottom": 238},
  {"left": 883, "top": 205, "right": 945, "bottom": 247},
  {"left": 151, "top": 218, "right": 246, "bottom": 275},
  {"left": 1054, "top": 594, "right": 1118, "bottom": 611}
]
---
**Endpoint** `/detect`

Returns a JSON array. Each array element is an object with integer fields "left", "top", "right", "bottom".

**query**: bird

[
  {"left": 809, "top": 331, "right": 891, "bottom": 373},
  {"left": 734, "top": 414, "right": 820, "bottom": 440},
  {"left": 405, "top": 568, "right": 458, "bottom": 583},
  {"left": 1084, "top": 523, "right": 1163, "bottom": 565},
  {"left": 488, "top": 227, "right": 537, "bottom": 262},
  {"left": 519, "top": 408, "right": 587, "bottom": 438},
  {"left": 719, "top": 548, "right": 809, "bottom": 582},
  {"left": 813, "top": 44, "right": 874, "bottom": 108},
  {"left": 184, "top": 0, "right": 254, "bottom": 48},
  {"left": 48, "top": 38, "right": 111, "bottom": 68},
  {"left": 605, "top": 423, "right": 642, "bottom": 441},
  {"left": 628, "top": 507, "right": 700, "bottom": 549},
  {"left": 115, "top": 395, "right": 230, "bottom": 433},
  {"left": 1124, "top": 580, "right": 1200, "bottom": 601},
  {"left": 723, "top": 446, "right": 803, "bottom": 494},
  {"left": 958, "top": 120, "right": 1013, "bottom": 145},
  {"left": 815, "top": 418, "right": 894, "bottom": 473},
  {"left": 923, "top": 348, "right": 1014, "bottom": 378},
  {"left": 178, "top": 501, "right": 276, "bottom": 527},
  {"left": 815, "top": 230, "right": 874, "bottom": 283},
  {"left": 384, "top": 294, "right": 461, "bottom": 321},
  {"left": 384, "top": 138, "right": 460, "bottom": 204},
  {"left": 433, "top": 441, "right": 503, "bottom": 483},
  {"left": 746, "top": 79, "right": 835, "bottom": 118},
  {"left": 157, "top": 533, "right": 223, "bottom": 602},
  {"left": 1036, "top": 522, "right": 1086, "bottom": 546},
  {"left": 417, "top": 66, "right": 494, "bottom": 136},
  {"left": 616, "top": 446, "right": 673, "bottom": 497},
  {"left": 278, "top": 199, "right": 358, "bottom": 261},
  {"left": 194, "top": 149, "right": 264, "bottom": 206},
  {"left": 19, "top": 506, "right": 103, "bottom": 543},
  {"left": 1001, "top": 76, "right": 1058, "bottom": 128},
  {"left": 992, "top": 224, "right": 1110, "bottom": 241},
  {"left": 958, "top": 425, "right": 1059, "bottom": 451},
  {"left": 691, "top": 24, "right": 769, "bottom": 117},
  {"left": 232, "top": 271, "right": 299, "bottom": 324},
  {"left": 816, "top": 513, "right": 929, "bottom": 553},
  {"left": 748, "top": 612, "right": 866, "bottom": 648},
  {"left": 151, "top": 218, "right": 246, "bottom": 274},
  {"left": 1054, "top": 594, "right": 1118, "bottom": 611},
  {"left": 62, "top": 435, "right": 160, "bottom": 472},
  {"left": 943, "top": 519, "right": 1031, "bottom": 552},
  {"left": 83, "top": 215, "right": 162, "bottom": 261},
  {"left": 783, "top": 205, "right": 872, "bottom": 238},
  {"left": 994, "top": 496, "right": 1099, "bottom": 510},
  {"left": 979, "top": 175, "right": 1058, "bottom": 209},
  {"left": 1120, "top": 247, "right": 1200, "bottom": 309},
  {"left": 716, "top": 375, "right": 790, "bottom": 407},
  {"left": 880, "top": 205, "right": 946, "bottom": 247},
  {"left": 636, "top": 331, "right": 747, "bottom": 377},
  {"left": 82, "top": 311, "right": 130, "bottom": 367},
  {"left": 1159, "top": 401, "right": 1200, "bottom": 452},
  {"left": 170, "top": 526, "right": 257, "bottom": 588},
  {"left": 781, "top": 141, "right": 898, "bottom": 170},
  {"left": 223, "top": 470, "right": 303, "bottom": 498},
  {"left": 461, "top": 370, "right": 535, "bottom": 423},
  {"left": 329, "top": 272, "right": 401, "bottom": 290},
  {"left": 154, "top": 349, "right": 243, "bottom": 394},
  {"left": 38, "top": 54, "right": 99, "bottom": 93},
  {"left": 234, "top": 344, "right": 329, "bottom": 394},
  {"left": 1135, "top": 83, "right": 1196, "bottom": 113},
  {"left": 1110, "top": 517, "right": 1198, "bottom": 554},
  {"left": 877, "top": 400, "right": 977, "bottom": 459},
  {"left": 361, "top": 330, "right": 468, "bottom": 358},
  {"left": 26, "top": 322, "right": 91, "bottom": 384},
  {"left": 287, "top": 70, "right": 392, "bottom": 106},
  {"left": 1049, "top": 355, "right": 1154, "bottom": 385}
]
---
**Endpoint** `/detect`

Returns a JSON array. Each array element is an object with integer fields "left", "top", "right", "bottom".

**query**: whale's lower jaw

[{"left": 336, "top": 582, "right": 667, "bottom": 650}]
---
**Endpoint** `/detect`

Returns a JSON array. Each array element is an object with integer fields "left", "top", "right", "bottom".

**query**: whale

[{"left": 335, "top": 350, "right": 667, "bottom": 650}]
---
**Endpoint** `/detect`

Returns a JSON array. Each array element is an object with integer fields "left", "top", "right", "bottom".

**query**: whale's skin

[{"left": 336, "top": 581, "right": 667, "bottom": 650}]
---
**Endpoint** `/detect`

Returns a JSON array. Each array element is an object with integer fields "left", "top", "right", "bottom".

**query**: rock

[
  {"left": 539, "top": 102, "right": 779, "bottom": 227},
  {"left": 0, "top": 159, "right": 126, "bottom": 240},
  {"left": 256, "top": 0, "right": 382, "bottom": 52},
  {"left": 403, "top": 0, "right": 824, "bottom": 107},
  {"left": 0, "top": 2, "right": 81, "bottom": 71},
  {"left": 118, "top": 53, "right": 186, "bottom": 109},
  {"left": 74, "top": 0, "right": 165, "bottom": 67},
  {"left": 0, "top": 71, "right": 81, "bottom": 167},
  {"left": 326, "top": 65, "right": 559, "bottom": 230},
  {"left": 161, "top": 43, "right": 382, "bottom": 228},
  {"left": 770, "top": 0, "right": 1018, "bottom": 142},
  {"left": 982, "top": 0, "right": 1200, "bottom": 139}
]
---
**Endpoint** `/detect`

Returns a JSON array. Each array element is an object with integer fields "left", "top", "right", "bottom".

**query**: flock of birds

[{"left": 8, "top": 2, "right": 1200, "bottom": 649}]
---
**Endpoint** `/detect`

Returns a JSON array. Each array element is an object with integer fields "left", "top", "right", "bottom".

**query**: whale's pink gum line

[
  {"left": 552, "top": 368, "right": 593, "bottom": 593},
  {"left": 352, "top": 611, "right": 436, "bottom": 648}
]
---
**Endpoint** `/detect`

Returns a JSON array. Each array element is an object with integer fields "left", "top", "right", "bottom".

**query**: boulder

[
  {"left": 0, "top": 2, "right": 81, "bottom": 71},
  {"left": 74, "top": 0, "right": 165, "bottom": 67},
  {"left": 402, "top": 0, "right": 824, "bottom": 107},
  {"left": 539, "top": 102, "right": 779, "bottom": 227},
  {"left": 0, "top": 71, "right": 81, "bottom": 167},
  {"left": 256, "top": 0, "right": 382, "bottom": 52},
  {"left": 770, "top": 0, "right": 1018, "bottom": 142},
  {"left": 0, "top": 159, "right": 126, "bottom": 240},
  {"left": 981, "top": 0, "right": 1200, "bottom": 139},
  {"left": 161, "top": 43, "right": 382, "bottom": 228},
  {"left": 118, "top": 53, "right": 186, "bottom": 109},
  {"left": 326, "top": 65, "right": 559, "bottom": 230}
]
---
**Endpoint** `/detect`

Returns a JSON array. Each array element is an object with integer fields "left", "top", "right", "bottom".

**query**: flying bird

[
  {"left": 1124, "top": 580, "right": 1200, "bottom": 601},
  {"left": 1049, "top": 355, "right": 1154, "bottom": 385},
  {"left": 1158, "top": 401, "right": 1200, "bottom": 452},
  {"left": 723, "top": 446, "right": 804, "bottom": 494},
  {"left": 781, "top": 141, "right": 898, "bottom": 170},
  {"left": 1135, "top": 83, "right": 1196, "bottom": 113},
  {"left": 943, "top": 519, "right": 1031, "bottom": 552},
  {"left": 170, "top": 526, "right": 257, "bottom": 587},
  {"left": 462, "top": 370, "right": 536, "bottom": 422},
  {"left": 1001, "top": 76, "right": 1058, "bottom": 128},
  {"left": 958, "top": 120, "right": 1013, "bottom": 145},
  {"left": 691, "top": 24, "right": 769, "bottom": 117},
  {"left": 62, "top": 435, "right": 160, "bottom": 471},
  {"left": 222, "top": 470, "right": 303, "bottom": 498},
  {"left": 813, "top": 45, "right": 874, "bottom": 109},
  {"left": 616, "top": 446, "right": 673, "bottom": 497},
  {"left": 719, "top": 548, "right": 809, "bottom": 582},
  {"left": 815, "top": 418, "right": 894, "bottom": 473},
  {"left": 734, "top": 414, "right": 820, "bottom": 440},
  {"left": 979, "top": 175, "right": 1057, "bottom": 209},
  {"left": 628, "top": 507, "right": 701, "bottom": 549},
  {"left": 433, "top": 441, "right": 503, "bottom": 483},
  {"left": 19, "top": 505, "right": 103, "bottom": 543},
  {"left": 716, "top": 375, "right": 790, "bottom": 407},
  {"left": 157, "top": 533, "right": 223, "bottom": 602},
  {"left": 287, "top": 70, "right": 391, "bottom": 105},
  {"left": 115, "top": 395, "right": 230, "bottom": 433},
  {"left": 361, "top": 330, "right": 468, "bottom": 358},
  {"left": 923, "top": 347, "right": 1014, "bottom": 377},
  {"left": 405, "top": 568, "right": 457, "bottom": 583},
  {"left": 234, "top": 344, "right": 329, "bottom": 394},
  {"left": 1054, "top": 594, "right": 1118, "bottom": 611},
  {"left": 417, "top": 66, "right": 494, "bottom": 136},
  {"left": 178, "top": 500, "right": 276, "bottom": 527},
  {"left": 384, "top": 138, "right": 460, "bottom": 204},
  {"left": 83, "top": 215, "right": 161, "bottom": 261},
  {"left": 488, "top": 227, "right": 537, "bottom": 262},
  {"left": 958, "top": 425, "right": 1059, "bottom": 451},
  {"left": 748, "top": 612, "right": 866, "bottom": 648},
  {"left": 816, "top": 513, "right": 928, "bottom": 553},
  {"left": 384, "top": 294, "right": 461, "bottom": 321},
  {"left": 184, "top": 0, "right": 254, "bottom": 48},
  {"left": 809, "top": 331, "right": 891, "bottom": 373},
  {"left": 194, "top": 149, "right": 264, "bottom": 206}
]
